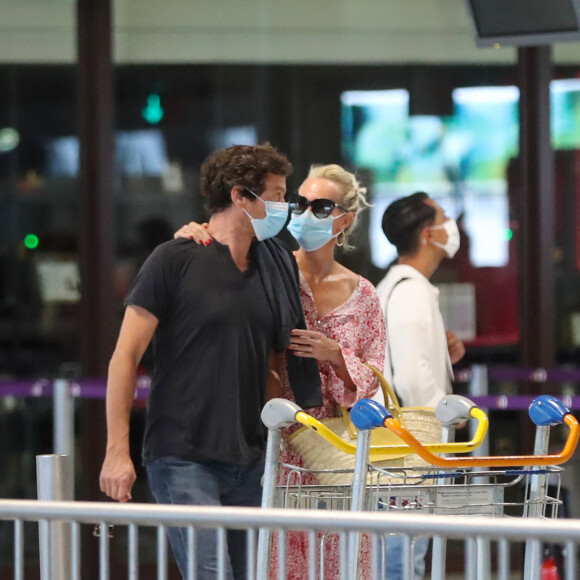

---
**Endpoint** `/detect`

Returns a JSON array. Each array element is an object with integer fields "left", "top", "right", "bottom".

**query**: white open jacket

[{"left": 375, "top": 264, "right": 453, "bottom": 409}]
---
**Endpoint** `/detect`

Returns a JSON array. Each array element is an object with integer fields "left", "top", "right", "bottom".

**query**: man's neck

[
  {"left": 207, "top": 209, "right": 254, "bottom": 271},
  {"left": 398, "top": 251, "right": 441, "bottom": 280}
]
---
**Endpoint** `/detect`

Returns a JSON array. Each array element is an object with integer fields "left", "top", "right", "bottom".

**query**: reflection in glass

[{"left": 343, "top": 81, "right": 580, "bottom": 270}]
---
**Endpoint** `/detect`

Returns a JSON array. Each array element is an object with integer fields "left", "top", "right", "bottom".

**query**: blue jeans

[
  {"left": 384, "top": 535, "right": 429, "bottom": 579},
  {"left": 146, "top": 454, "right": 265, "bottom": 580}
]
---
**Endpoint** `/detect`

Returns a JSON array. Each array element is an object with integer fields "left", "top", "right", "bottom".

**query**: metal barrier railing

[
  {"left": 1, "top": 498, "right": 580, "bottom": 580},
  {"left": 1, "top": 366, "right": 580, "bottom": 577}
]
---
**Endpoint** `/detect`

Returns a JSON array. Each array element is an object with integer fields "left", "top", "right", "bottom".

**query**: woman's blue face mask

[{"left": 287, "top": 210, "right": 345, "bottom": 252}]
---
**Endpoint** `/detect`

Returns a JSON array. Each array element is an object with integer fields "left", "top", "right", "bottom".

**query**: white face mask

[{"left": 429, "top": 219, "right": 460, "bottom": 258}]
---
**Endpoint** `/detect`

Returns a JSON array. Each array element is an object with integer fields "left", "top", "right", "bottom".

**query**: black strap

[{"left": 385, "top": 277, "right": 410, "bottom": 387}]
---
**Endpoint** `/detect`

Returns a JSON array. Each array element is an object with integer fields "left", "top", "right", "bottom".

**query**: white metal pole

[
  {"left": 53, "top": 379, "right": 75, "bottom": 488},
  {"left": 257, "top": 427, "right": 281, "bottom": 580},
  {"left": 348, "top": 428, "right": 371, "bottom": 579},
  {"left": 36, "top": 454, "right": 74, "bottom": 580},
  {"left": 469, "top": 364, "right": 491, "bottom": 580},
  {"left": 431, "top": 422, "right": 454, "bottom": 580},
  {"left": 468, "top": 365, "right": 490, "bottom": 458},
  {"left": 523, "top": 424, "right": 551, "bottom": 579}
]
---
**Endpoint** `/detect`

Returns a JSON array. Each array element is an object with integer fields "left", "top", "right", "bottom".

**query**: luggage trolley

[
  {"left": 258, "top": 393, "right": 490, "bottom": 580},
  {"left": 258, "top": 393, "right": 579, "bottom": 580},
  {"left": 349, "top": 394, "right": 580, "bottom": 580}
]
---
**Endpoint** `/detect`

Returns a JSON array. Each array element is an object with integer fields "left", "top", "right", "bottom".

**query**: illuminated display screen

[
  {"left": 342, "top": 79, "right": 580, "bottom": 269},
  {"left": 45, "top": 129, "right": 170, "bottom": 177}
]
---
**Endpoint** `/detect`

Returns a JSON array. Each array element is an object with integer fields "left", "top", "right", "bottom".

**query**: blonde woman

[{"left": 176, "top": 164, "right": 386, "bottom": 579}]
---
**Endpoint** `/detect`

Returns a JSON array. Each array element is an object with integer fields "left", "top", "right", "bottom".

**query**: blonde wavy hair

[{"left": 307, "top": 164, "right": 370, "bottom": 250}]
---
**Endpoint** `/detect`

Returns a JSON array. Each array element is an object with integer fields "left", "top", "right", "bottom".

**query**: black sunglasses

[{"left": 289, "top": 195, "right": 348, "bottom": 219}]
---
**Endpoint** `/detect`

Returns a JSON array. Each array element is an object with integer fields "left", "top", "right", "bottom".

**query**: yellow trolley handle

[{"left": 293, "top": 404, "right": 488, "bottom": 458}]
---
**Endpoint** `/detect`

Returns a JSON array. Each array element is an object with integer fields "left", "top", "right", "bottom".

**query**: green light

[
  {"left": 0, "top": 127, "right": 19, "bottom": 152},
  {"left": 142, "top": 94, "right": 164, "bottom": 125},
  {"left": 503, "top": 228, "right": 513, "bottom": 241},
  {"left": 24, "top": 234, "right": 39, "bottom": 249}
]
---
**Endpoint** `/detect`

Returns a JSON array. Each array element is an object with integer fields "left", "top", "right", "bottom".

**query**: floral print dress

[{"left": 270, "top": 272, "right": 387, "bottom": 580}]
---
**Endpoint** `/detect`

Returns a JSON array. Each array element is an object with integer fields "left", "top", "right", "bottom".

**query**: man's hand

[
  {"left": 99, "top": 448, "right": 136, "bottom": 503},
  {"left": 446, "top": 330, "right": 465, "bottom": 365},
  {"left": 266, "top": 352, "right": 283, "bottom": 401}
]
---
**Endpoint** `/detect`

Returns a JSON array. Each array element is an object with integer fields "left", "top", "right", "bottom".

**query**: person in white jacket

[
  {"left": 377, "top": 191, "right": 465, "bottom": 406},
  {"left": 375, "top": 191, "right": 465, "bottom": 580}
]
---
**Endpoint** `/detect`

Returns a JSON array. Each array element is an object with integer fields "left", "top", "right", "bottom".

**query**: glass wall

[
  {"left": 0, "top": 67, "right": 79, "bottom": 378},
  {"left": 1, "top": 58, "right": 580, "bottom": 573},
  {"left": 2, "top": 63, "right": 580, "bottom": 381}
]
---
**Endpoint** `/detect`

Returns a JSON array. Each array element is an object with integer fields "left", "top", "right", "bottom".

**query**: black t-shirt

[{"left": 125, "top": 238, "right": 277, "bottom": 465}]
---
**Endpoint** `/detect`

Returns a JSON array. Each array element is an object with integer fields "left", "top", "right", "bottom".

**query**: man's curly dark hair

[{"left": 200, "top": 143, "right": 293, "bottom": 214}]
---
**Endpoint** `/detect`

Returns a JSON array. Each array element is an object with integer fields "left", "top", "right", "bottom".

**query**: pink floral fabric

[
  {"left": 282, "top": 273, "right": 386, "bottom": 422},
  {"left": 270, "top": 273, "right": 386, "bottom": 579}
]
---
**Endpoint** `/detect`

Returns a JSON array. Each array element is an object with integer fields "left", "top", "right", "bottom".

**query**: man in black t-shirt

[{"left": 99, "top": 144, "right": 320, "bottom": 579}]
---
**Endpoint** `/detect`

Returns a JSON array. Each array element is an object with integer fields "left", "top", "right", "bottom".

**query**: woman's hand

[
  {"left": 174, "top": 222, "right": 212, "bottom": 245},
  {"left": 288, "top": 329, "right": 341, "bottom": 365},
  {"left": 289, "top": 329, "right": 356, "bottom": 391}
]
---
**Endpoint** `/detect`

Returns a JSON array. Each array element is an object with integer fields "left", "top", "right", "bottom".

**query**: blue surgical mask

[
  {"left": 243, "top": 189, "right": 289, "bottom": 241},
  {"left": 287, "top": 210, "right": 343, "bottom": 252}
]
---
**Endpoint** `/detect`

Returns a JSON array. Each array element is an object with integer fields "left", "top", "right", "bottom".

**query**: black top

[{"left": 126, "top": 238, "right": 278, "bottom": 465}]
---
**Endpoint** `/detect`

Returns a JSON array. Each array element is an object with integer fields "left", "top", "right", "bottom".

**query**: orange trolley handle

[{"left": 350, "top": 395, "right": 580, "bottom": 468}]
